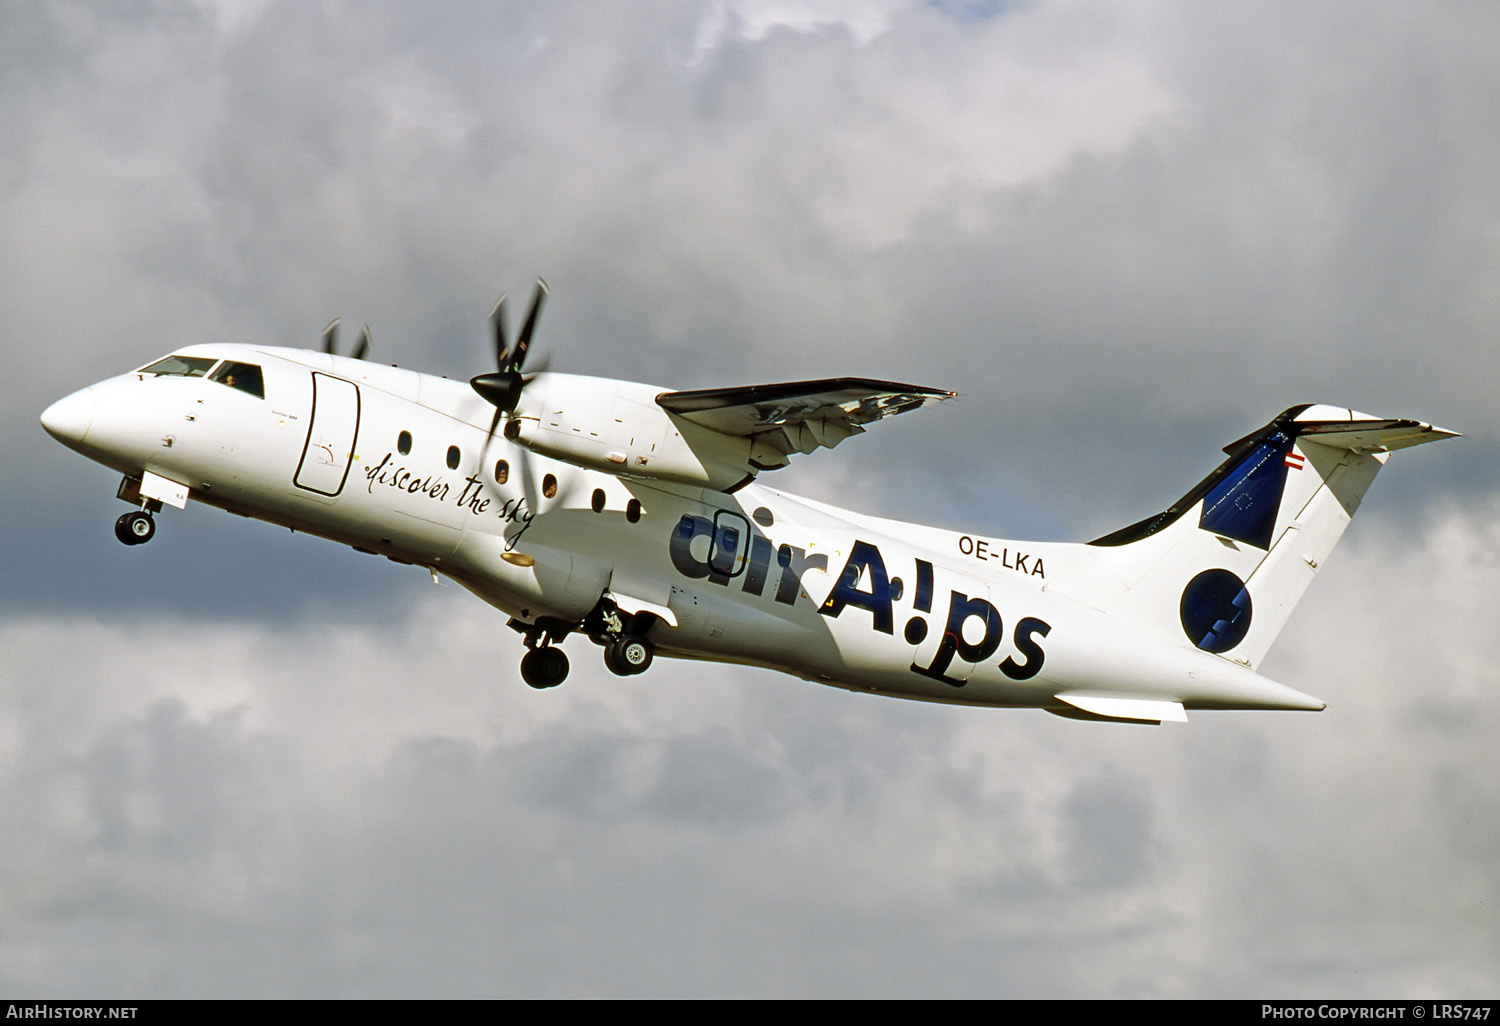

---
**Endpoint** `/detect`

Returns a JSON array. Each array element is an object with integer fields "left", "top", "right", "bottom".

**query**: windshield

[
  {"left": 139, "top": 355, "right": 218, "bottom": 378},
  {"left": 208, "top": 361, "right": 265, "bottom": 399}
]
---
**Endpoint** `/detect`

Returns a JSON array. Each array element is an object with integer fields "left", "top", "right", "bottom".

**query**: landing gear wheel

[
  {"left": 520, "top": 646, "right": 569, "bottom": 689},
  {"left": 115, "top": 511, "right": 156, "bottom": 546},
  {"left": 604, "top": 635, "right": 653, "bottom": 676}
]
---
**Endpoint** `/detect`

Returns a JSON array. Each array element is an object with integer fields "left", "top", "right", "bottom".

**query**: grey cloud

[
  {"left": 1064, "top": 777, "right": 1157, "bottom": 890},
  {"left": 4, "top": 0, "right": 1499, "bottom": 999}
]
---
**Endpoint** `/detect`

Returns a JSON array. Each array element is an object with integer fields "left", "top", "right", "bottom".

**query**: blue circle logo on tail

[{"left": 1180, "top": 569, "right": 1253, "bottom": 652}]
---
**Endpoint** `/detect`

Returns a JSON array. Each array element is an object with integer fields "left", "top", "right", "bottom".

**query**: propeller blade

[
  {"left": 516, "top": 442, "right": 539, "bottom": 515},
  {"left": 352, "top": 325, "right": 371, "bottom": 362},
  {"left": 521, "top": 352, "right": 552, "bottom": 381},
  {"left": 510, "top": 278, "right": 548, "bottom": 373},
  {"left": 321, "top": 318, "right": 340, "bottom": 355},
  {"left": 472, "top": 278, "right": 550, "bottom": 426},
  {"left": 479, "top": 404, "right": 506, "bottom": 463},
  {"left": 489, "top": 293, "right": 510, "bottom": 369}
]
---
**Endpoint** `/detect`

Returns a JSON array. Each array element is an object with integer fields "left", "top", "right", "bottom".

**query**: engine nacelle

[{"left": 507, "top": 373, "right": 775, "bottom": 492}]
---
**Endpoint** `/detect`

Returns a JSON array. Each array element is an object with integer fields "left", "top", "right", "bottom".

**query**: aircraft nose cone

[{"left": 40, "top": 387, "right": 95, "bottom": 446}]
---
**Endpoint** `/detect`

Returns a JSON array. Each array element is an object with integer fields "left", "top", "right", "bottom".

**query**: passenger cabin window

[
  {"left": 139, "top": 355, "right": 217, "bottom": 378},
  {"left": 494, "top": 460, "right": 509, "bottom": 484},
  {"left": 398, "top": 431, "right": 412, "bottom": 455},
  {"left": 208, "top": 361, "right": 265, "bottom": 399},
  {"left": 446, "top": 445, "right": 460, "bottom": 470},
  {"left": 710, "top": 522, "right": 742, "bottom": 577}
]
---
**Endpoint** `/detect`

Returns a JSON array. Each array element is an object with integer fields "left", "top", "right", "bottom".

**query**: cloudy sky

[{"left": 4, "top": 0, "right": 1498, "bottom": 998}]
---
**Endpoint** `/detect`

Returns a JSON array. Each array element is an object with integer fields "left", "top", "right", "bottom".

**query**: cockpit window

[
  {"left": 209, "top": 361, "right": 265, "bottom": 399},
  {"left": 139, "top": 355, "right": 218, "bottom": 378}
]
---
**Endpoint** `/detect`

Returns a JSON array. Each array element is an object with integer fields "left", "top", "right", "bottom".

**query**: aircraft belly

[
  {"left": 655, "top": 586, "right": 839, "bottom": 668},
  {"left": 449, "top": 532, "right": 612, "bottom": 622}
]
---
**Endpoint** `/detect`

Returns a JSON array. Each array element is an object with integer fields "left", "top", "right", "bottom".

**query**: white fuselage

[{"left": 42, "top": 342, "right": 1330, "bottom": 716}]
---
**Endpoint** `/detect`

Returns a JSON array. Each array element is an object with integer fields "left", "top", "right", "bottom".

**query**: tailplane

[{"left": 1084, "top": 405, "right": 1457, "bottom": 668}]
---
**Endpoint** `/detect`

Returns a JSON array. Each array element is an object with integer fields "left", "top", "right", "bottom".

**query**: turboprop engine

[
  {"left": 504, "top": 373, "right": 779, "bottom": 492},
  {"left": 468, "top": 279, "right": 950, "bottom": 495}
]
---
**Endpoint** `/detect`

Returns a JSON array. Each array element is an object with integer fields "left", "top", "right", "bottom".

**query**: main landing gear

[
  {"left": 603, "top": 634, "right": 653, "bottom": 677},
  {"left": 520, "top": 645, "right": 570, "bottom": 689},
  {"left": 585, "top": 599, "right": 655, "bottom": 678},
  {"left": 508, "top": 600, "right": 658, "bottom": 690},
  {"left": 513, "top": 617, "right": 573, "bottom": 689},
  {"left": 114, "top": 510, "right": 156, "bottom": 546}
]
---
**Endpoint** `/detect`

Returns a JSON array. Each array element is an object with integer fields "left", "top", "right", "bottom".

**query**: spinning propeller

[
  {"left": 471, "top": 278, "right": 549, "bottom": 449},
  {"left": 321, "top": 318, "right": 371, "bottom": 361}
]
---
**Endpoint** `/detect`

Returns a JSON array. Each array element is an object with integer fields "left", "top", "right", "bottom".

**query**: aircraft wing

[{"left": 656, "top": 378, "right": 954, "bottom": 468}]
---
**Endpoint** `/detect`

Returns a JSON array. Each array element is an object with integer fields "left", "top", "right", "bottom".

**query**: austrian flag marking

[{"left": 1285, "top": 451, "right": 1305, "bottom": 470}]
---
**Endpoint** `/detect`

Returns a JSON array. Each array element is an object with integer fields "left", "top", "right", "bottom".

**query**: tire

[
  {"left": 611, "top": 636, "right": 653, "bottom": 675},
  {"left": 115, "top": 511, "right": 155, "bottom": 546},
  {"left": 603, "top": 643, "right": 630, "bottom": 677},
  {"left": 520, "top": 646, "right": 569, "bottom": 689}
]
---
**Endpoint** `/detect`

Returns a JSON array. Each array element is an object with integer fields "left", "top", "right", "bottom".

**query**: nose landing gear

[
  {"left": 113, "top": 476, "right": 166, "bottom": 546},
  {"left": 114, "top": 510, "right": 156, "bottom": 546}
]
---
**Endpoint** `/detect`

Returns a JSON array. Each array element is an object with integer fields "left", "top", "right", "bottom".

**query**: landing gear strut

[
  {"left": 114, "top": 510, "right": 156, "bottom": 546},
  {"left": 512, "top": 617, "right": 573, "bottom": 689}
]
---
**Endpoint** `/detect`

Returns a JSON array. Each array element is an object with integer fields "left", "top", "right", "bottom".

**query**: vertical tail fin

[{"left": 1086, "top": 405, "right": 1457, "bottom": 668}]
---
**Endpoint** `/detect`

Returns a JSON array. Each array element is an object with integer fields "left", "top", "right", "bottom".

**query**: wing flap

[{"left": 656, "top": 378, "right": 953, "bottom": 460}]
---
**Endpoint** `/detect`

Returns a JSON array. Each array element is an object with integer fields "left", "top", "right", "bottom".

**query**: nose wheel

[{"left": 114, "top": 510, "right": 156, "bottom": 546}]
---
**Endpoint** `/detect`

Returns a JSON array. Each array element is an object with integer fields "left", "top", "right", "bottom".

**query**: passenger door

[{"left": 293, "top": 372, "right": 361, "bottom": 497}]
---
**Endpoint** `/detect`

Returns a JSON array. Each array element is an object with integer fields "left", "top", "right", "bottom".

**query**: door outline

[{"left": 294, "top": 372, "right": 361, "bottom": 497}]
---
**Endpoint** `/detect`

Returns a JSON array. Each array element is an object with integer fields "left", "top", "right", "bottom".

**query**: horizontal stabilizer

[{"left": 1293, "top": 417, "right": 1459, "bottom": 453}]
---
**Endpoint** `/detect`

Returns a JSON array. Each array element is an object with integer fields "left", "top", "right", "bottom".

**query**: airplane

[{"left": 39, "top": 281, "right": 1458, "bottom": 723}]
